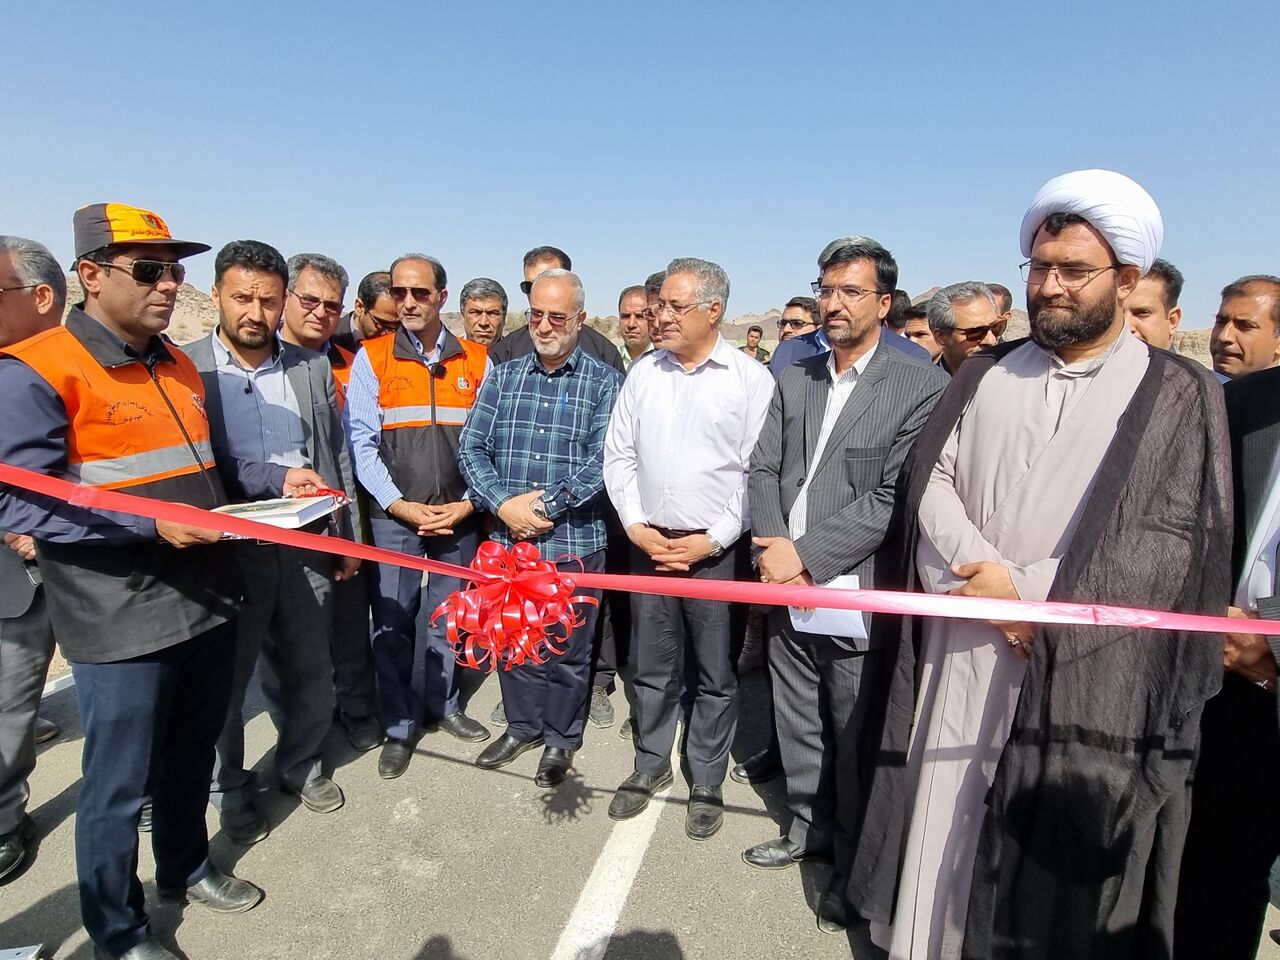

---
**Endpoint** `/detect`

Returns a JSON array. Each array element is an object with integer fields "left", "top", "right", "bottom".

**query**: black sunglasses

[
  {"left": 389, "top": 286, "right": 436, "bottom": 303},
  {"left": 519, "top": 280, "right": 534, "bottom": 296},
  {"left": 97, "top": 257, "right": 186, "bottom": 286}
]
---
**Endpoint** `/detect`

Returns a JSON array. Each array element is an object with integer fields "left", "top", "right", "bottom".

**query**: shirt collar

[
  {"left": 212, "top": 327, "right": 282, "bottom": 371},
  {"left": 527, "top": 345, "right": 583, "bottom": 376},
  {"left": 825, "top": 338, "right": 878, "bottom": 382},
  {"left": 405, "top": 325, "right": 447, "bottom": 359},
  {"left": 64, "top": 307, "right": 176, "bottom": 369}
]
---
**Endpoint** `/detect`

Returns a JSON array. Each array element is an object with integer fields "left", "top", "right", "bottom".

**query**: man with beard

[
  {"left": 745, "top": 236, "right": 947, "bottom": 932},
  {"left": 1210, "top": 274, "right": 1280, "bottom": 380},
  {"left": 459, "top": 277, "right": 508, "bottom": 348},
  {"left": 1124, "top": 258, "right": 1183, "bottom": 350},
  {"left": 848, "top": 170, "right": 1230, "bottom": 959},
  {"left": 186, "top": 241, "right": 359, "bottom": 842},
  {"left": 777, "top": 296, "right": 820, "bottom": 344},
  {"left": 459, "top": 270, "right": 621, "bottom": 785}
]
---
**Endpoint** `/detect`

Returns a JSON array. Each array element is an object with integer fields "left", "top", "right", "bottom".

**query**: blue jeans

[{"left": 72, "top": 620, "right": 236, "bottom": 956}]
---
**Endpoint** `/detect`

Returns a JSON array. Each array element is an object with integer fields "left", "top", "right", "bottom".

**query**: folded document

[{"left": 788, "top": 574, "right": 868, "bottom": 640}]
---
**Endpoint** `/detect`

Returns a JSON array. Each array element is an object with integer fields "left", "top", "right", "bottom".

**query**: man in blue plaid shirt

[{"left": 459, "top": 269, "right": 623, "bottom": 788}]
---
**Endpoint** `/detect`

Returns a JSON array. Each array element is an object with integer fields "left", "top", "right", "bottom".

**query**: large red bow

[{"left": 432, "top": 541, "right": 599, "bottom": 672}]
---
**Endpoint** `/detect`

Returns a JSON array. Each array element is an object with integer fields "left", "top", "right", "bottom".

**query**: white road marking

[
  {"left": 42, "top": 672, "right": 75, "bottom": 697},
  {"left": 549, "top": 777, "right": 675, "bottom": 960}
]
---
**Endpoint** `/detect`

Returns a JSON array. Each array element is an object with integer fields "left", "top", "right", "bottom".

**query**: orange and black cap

[{"left": 73, "top": 203, "right": 211, "bottom": 261}]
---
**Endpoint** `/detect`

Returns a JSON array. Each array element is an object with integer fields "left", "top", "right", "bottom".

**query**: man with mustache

[
  {"left": 1124, "top": 258, "right": 1184, "bottom": 351},
  {"left": 347, "top": 254, "right": 493, "bottom": 779},
  {"left": 459, "top": 270, "right": 621, "bottom": 785},
  {"left": 849, "top": 170, "right": 1230, "bottom": 959},
  {"left": 459, "top": 277, "right": 507, "bottom": 348},
  {"left": 188, "top": 241, "right": 360, "bottom": 842},
  {"left": 331, "top": 271, "right": 398, "bottom": 354},
  {"left": 1210, "top": 274, "right": 1280, "bottom": 380}
]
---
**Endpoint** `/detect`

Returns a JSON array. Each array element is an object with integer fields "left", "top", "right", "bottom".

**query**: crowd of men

[{"left": 1, "top": 168, "right": 1279, "bottom": 960}]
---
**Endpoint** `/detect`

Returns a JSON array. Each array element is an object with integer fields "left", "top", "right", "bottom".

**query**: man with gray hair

[
  {"left": 459, "top": 269, "right": 622, "bottom": 786},
  {"left": 459, "top": 277, "right": 508, "bottom": 347},
  {"left": 0, "top": 235, "right": 65, "bottom": 881},
  {"left": 927, "top": 281, "right": 1006, "bottom": 375},
  {"left": 604, "top": 257, "right": 774, "bottom": 841}
]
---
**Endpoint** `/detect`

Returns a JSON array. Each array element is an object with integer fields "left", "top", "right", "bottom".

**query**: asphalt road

[{"left": 5, "top": 669, "right": 1278, "bottom": 960}]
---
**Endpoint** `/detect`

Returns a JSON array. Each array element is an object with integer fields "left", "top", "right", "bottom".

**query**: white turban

[{"left": 1018, "top": 169, "right": 1164, "bottom": 276}]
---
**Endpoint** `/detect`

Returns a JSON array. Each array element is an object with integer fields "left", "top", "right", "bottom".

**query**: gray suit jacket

[
  {"left": 182, "top": 334, "right": 359, "bottom": 541},
  {"left": 749, "top": 337, "right": 949, "bottom": 592}
]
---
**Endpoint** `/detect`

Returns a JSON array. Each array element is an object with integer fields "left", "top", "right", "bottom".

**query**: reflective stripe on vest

[
  {"left": 382, "top": 405, "right": 472, "bottom": 427},
  {"left": 68, "top": 439, "right": 216, "bottom": 489}
]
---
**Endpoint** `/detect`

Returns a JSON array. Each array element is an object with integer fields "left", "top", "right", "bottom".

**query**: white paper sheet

[{"left": 788, "top": 574, "right": 868, "bottom": 640}]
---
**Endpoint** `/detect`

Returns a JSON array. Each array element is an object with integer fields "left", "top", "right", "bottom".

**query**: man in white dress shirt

[{"left": 603, "top": 257, "right": 773, "bottom": 841}]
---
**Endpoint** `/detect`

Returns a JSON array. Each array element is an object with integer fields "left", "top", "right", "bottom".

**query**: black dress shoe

[
  {"left": 158, "top": 866, "right": 263, "bottom": 913},
  {"left": 475, "top": 733, "right": 544, "bottom": 769},
  {"left": 435, "top": 711, "right": 491, "bottom": 742},
  {"left": 742, "top": 836, "right": 814, "bottom": 870},
  {"left": 816, "top": 879, "right": 852, "bottom": 934},
  {"left": 378, "top": 739, "right": 414, "bottom": 779},
  {"left": 609, "top": 767, "right": 673, "bottom": 820},
  {"left": 137, "top": 801, "right": 153, "bottom": 833},
  {"left": 534, "top": 747, "right": 574, "bottom": 787},
  {"left": 338, "top": 711, "right": 384, "bottom": 752},
  {"left": 0, "top": 814, "right": 36, "bottom": 881},
  {"left": 685, "top": 785, "right": 723, "bottom": 840},
  {"left": 94, "top": 939, "right": 179, "bottom": 959},
  {"left": 219, "top": 805, "right": 269, "bottom": 845},
  {"left": 282, "top": 775, "right": 344, "bottom": 813},
  {"left": 34, "top": 715, "right": 61, "bottom": 744},
  {"left": 730, "top": 747, "right": 784, "bottom": 785}
]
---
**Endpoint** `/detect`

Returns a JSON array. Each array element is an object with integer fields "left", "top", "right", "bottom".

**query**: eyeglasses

[
  {"left": 525, "top": 307, "right": 577, "bottom": 327},
  {"left": 949, "top": 319, "right": 1008, "bottom": 343},
  {"left": 97, "top": 258, "right": 186, "bottom": 285},
  {"left": 0, "top": 283, "right": 40, "bottom": 296},
  {"left": 389, "top": 286, "right": 436, "bottom": 303},
  {"left": 519, "top": 280, "right": 534, "bottom": 296},
  {"left": 651, "top": 299, "right": 710, "bottom": 318},
  {"left": 777, "top": 317, "right": 815, "bottom": 330},
  {"left": 810, "top": 282, "right": 881, "bottom": 302},
  {"left": 290, "top": 289, "right": 343, "bottom": 317},
  {"left": 1019, "top": 260, "right": 1117, "bottom": 289}
]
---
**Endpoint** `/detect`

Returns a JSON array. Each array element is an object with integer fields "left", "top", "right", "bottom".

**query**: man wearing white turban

[{"left": 847, "top": 170, "right": 1231, "bottom": 959}]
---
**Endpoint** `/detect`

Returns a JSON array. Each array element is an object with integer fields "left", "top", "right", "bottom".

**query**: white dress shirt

[
  {"left": 788, "top": 342, "right": 878, "bottom": 540},
  {"left": 604, "top": 334, "right": 774, "bottom": 547}
]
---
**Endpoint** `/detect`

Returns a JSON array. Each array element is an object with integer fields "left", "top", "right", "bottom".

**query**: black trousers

[
  {"left": 331, "top": 567, "right": 378, "bottom": 718},
  {"left": 768, "top": 609, "right": 884, "bottom": 862},
  {"left": 71, "top": 620, "right": 237, "bottom": 956},
  {"left": 628, "top": 538, "right": 748, "bottom": 785},
  {"left": 498, "top": 551, "right": 604, "bottom": 749},
  {"left": 1174, "top": 672, "right": 1280, "bottom": 960}
]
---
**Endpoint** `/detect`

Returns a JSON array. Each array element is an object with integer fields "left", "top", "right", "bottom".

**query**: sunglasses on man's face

[
  {"left": 98, "top": 257, "right": 186, "bottom": 286},
  {"left": 389, "top": 286, "right": 436, "bottom": 303},
  {"left": 777, "top": 317, "right": 814, "bottom": 330},
  {"left": 952, "top": 318, "right": 1008, "bottom": 343},
  {"left": 519, "top": 280, "right": 534, "bottom": 296}
]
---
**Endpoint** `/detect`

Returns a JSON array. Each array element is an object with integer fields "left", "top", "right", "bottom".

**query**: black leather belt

[{"left": 651, "top": 526, "right": 707, "bottom": 539}]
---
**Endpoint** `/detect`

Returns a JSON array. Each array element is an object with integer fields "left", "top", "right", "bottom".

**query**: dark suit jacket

[
  {"left": 748, "top": 335, "right": 949, "bottom": 607},
  {"left": 1226, "top": 368, "right": 1280, "bottom": 634},
  {"left": 0, "top": 543, "right": 37, "bottom": 620},
  {"left": 181, "top": 334, "right": 359, "bottom": 541}
]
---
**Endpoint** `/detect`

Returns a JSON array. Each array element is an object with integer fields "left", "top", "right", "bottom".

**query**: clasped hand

[
  {"left": 1223, "top": 606, "right": 1279, "bottom": 686},
  {"left": 628, "top": 524, "right": 713, "bottom": 572},
  {"left": 497, "top": 490, "right": 554, "bottom": 540},
  {"left": 388, "top": 497, "right": 475, "bottom": 537}
]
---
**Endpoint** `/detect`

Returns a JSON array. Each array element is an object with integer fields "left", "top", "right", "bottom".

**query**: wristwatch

[
  {"left": 531, "top": 498, "right": 550, "bottom": 521},
  {"left": 706, "top": 534, "right": 724, "bottom": 558}
]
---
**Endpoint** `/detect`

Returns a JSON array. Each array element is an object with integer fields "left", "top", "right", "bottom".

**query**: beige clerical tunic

[{"left": 875, "top": 331, "right": 1150, "bottom": 960}]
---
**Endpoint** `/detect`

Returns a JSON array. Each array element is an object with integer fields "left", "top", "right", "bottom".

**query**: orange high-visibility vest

[
  {"left": 360, "top": 327, "right": 487, "bottom": 506},
  {"left": 7, "top": 324, "right": 221, "bottom": 505}
]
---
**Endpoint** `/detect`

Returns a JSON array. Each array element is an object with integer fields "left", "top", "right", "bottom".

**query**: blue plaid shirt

[{"left": 459, "top": 346, "right": 623, "bottom": 558}]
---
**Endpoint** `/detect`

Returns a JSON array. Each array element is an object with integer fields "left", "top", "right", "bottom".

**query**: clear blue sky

[{"left": 7, "top": 1, "right": 1277, "bottom": 327}]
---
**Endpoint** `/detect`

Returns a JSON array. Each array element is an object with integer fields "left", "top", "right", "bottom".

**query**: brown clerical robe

[{"left": 848, "top": 335, "right": 1231, "bottom": 960}]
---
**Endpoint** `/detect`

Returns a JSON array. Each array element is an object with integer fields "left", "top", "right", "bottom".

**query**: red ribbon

[
  {"left": 431, "top": 541, "right": 598, "bottom": 672},
  {"left": 3, "top": 460, "right": 1280, "bottom": 675}
]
